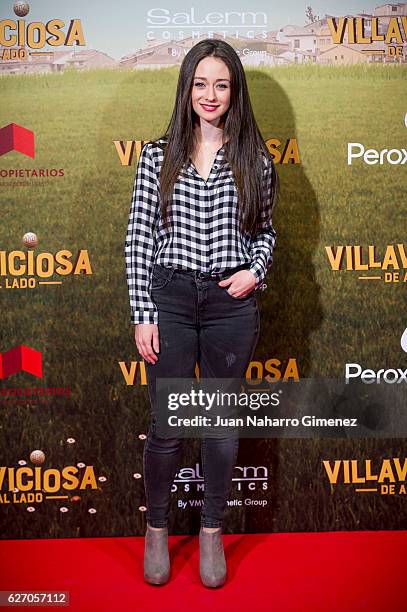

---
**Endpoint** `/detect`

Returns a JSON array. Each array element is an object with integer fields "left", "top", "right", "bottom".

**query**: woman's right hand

[{"left": 134, "top": 324, "right": 160, "bottom": 364}]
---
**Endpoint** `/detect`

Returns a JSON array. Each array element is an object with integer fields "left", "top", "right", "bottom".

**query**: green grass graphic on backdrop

[{"left": 0, "top": 64, "right": 405, "bottom": 538}]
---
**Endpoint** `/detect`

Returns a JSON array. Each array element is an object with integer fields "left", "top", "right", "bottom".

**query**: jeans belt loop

[{"left": 175, "top": 264, "right": 250, "bottom": 280}]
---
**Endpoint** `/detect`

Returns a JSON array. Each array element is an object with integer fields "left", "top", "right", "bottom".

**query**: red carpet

[{"left": 0, "top": 531, "right": 405, "bottom": 611}]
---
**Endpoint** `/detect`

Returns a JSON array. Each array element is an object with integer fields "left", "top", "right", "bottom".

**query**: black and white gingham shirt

[{"left": 125, "top": 138, "right": 277, "bottom": 324}]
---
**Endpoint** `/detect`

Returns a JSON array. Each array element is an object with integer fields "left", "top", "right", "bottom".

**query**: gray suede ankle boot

[
  {"left": 199, "top": 527, "right": 227, "bottom": 588},
  {"left": 144, "top": 524, "right": 170, "bottom": 585}
]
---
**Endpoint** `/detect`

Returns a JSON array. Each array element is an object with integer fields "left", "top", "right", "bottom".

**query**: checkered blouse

[{"left": 125, "top": 138, "right": 277, "bottom": 324}]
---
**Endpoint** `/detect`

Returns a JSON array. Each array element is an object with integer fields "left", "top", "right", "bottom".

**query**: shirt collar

[{"left": 185, "top": 146, "right": 227, "bottom": 180}]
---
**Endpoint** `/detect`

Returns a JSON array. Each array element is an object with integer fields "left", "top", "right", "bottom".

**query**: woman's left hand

[{"left": 218, "top": 270, "right": 257, "bottom": 298}]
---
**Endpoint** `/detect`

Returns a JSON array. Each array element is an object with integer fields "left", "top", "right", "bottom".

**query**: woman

[{"left": 125, "top": 39, "right": 279, "bottom": 588}]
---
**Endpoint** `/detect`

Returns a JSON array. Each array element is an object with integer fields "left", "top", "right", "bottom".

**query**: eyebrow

[{"left": 193, "top": 77, "right": 230, "bottom": 82}]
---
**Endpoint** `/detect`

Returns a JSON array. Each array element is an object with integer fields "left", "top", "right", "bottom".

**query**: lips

[{"left": 200, "top": 104, "right": 219, "bottom": 112}]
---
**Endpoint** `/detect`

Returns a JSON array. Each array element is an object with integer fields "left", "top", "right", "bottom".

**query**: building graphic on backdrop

[{"left": 0, "top": 3, "right": 406, "bottom": 75}]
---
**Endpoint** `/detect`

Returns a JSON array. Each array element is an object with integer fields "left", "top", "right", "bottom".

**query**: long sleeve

[
  {"left": 249, "top": 156, "right": 278, "bottom": 288},
  {"left": 125, "top": 143, "right": 160, "bottom": 324}
]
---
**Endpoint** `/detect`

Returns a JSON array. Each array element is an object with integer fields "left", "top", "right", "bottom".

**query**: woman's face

[{"left": 191, "top": 56, "right": 231, "bottom": 127}]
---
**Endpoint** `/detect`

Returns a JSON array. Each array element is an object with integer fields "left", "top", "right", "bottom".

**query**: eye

[
  {"left": 217, "top": 83, "right": 228, "bottom": 89},
  {"left": 194, "top": 81, "right": 205, "bottom": 87}
]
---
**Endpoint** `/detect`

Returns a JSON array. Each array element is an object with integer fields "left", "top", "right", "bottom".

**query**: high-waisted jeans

[{"left": 143, "top": 262, "right": 260, "bottom": 528}]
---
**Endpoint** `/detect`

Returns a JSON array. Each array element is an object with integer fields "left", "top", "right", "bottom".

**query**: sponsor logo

[
  {"left": 0, "top": 464, "right": 99, "bottom": 505},
  {"left": 119, "top": 358, "right": 300, "bottom": 385},
  {"left": 323, "top": 458, "right": 406, "bottom": 495},
  {"left": 0, "top": 248, "right": 92, "bottom": 289},
  {"left": 328, "top": 16, "right": 407, "bottom": 58},
  {"left": 0, "top": 123, "right": 34, "bottom": 158},
  {"left": 172, "top": 463, "right": 269, "bottom": 494},
  {"left": 345, "top": 329, "right": 407, "bottom": 384},
  {"left": 325, "top": 244, "right": 407, "bottom": 284},
  {"left": 0, "top": 345, "right": 42, "bottom": 379},
  {"left": 146, "top": 8, "right": 268, "bottom": 41},
  {"left": 0, "top": 0, "right": 85, "bottom": 62},
  {"left": 348, "top": 114, "right": 406, "bottom": 166},
  {"left": 0, "top": 345, "right": 71, "bottom": 404},
  {"left": 347, "top": 143, "right": 406, "bottom": 165},
  {"left": 345, "top": 363, "right": 407, "bottom": 384},
  {"left": 114, "top": 138, "right": 301, "bottom": 166},
  {"left": 0, "top": 124, "right": 65, "bottom": 187}
]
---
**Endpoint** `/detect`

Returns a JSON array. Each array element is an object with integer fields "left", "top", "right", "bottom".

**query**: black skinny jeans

[{"left": 143, "top": 263, "right": 260, "bottom": 528}]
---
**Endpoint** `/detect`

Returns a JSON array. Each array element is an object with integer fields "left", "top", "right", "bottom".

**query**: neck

[{"left": 193, "top": 119, "right": 224, "bottom": 147}]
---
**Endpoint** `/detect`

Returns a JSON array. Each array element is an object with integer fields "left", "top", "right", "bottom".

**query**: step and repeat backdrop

[{"left": 0, "top": 0, "right": 406, "bottom": 539}]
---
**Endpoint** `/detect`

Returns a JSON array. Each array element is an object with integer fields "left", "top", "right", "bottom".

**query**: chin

[{"left": 196, "top": 110, "right": 223, "bottom": 122}]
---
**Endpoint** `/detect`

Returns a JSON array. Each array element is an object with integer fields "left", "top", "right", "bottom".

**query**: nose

[{"left": 205, "top": 86, "right": 216, "bottom": 101}]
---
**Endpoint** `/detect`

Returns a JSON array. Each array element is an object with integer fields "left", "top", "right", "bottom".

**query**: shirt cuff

[
  {"left": 249, "top": 262, "right": 268, "bottom": 291},
  {"left": 131, "top": 309, "right": 158, "bottom": 325}
]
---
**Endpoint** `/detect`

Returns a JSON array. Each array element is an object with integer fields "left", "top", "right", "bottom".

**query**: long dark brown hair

[{"left": 155, "top": 38, "right": 279, "bottom": 236}]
